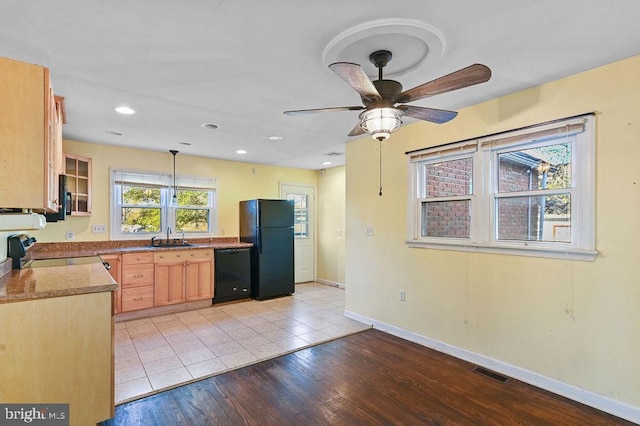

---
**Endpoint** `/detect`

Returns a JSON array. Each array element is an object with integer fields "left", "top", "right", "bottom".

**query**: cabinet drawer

[
  {"left": 121, "top": 263, "right": 154, "bottom": 288},
  {"left": 121, "top": 286, "right": 154, "bottom": 312},
  {"left": 122, "top": 252, "right": 154, "bottom": 265},
  {"left": 154, "top": 249, "right": 213, "bottom": 263}
]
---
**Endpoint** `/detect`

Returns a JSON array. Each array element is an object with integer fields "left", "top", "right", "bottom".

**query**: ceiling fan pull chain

[{"left": 379, "top": 139, "right": 383, "bottom": 197}]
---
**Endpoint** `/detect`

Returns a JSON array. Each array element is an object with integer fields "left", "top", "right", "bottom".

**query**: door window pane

[{"left": 287, "top": 193, "right": 309, "bottom": 237}]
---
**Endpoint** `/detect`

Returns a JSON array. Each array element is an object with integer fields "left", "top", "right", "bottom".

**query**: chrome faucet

[
  {"left": 181, "top": 230, "right": 185, "bottom": 244},
  {"left": 166, "top": 226, "right": 172, "bottom": 243}
]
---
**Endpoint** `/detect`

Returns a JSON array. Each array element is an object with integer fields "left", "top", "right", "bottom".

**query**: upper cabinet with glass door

[{"left": 65, "top": 153, "right": 92, "bottom": 215}]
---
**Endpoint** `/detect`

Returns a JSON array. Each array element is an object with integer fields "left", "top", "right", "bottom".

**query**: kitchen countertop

[
  {"left": 0, "top": 238, "right": 252, "bottom": 304},
  {"left": 29, "top": 238, "right": 252, "bottom": 260},
  {"left": 0, "top": 256, "right": 117, "bottom": 304}
]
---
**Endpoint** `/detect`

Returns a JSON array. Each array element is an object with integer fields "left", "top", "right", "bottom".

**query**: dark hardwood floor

[{"left": 103, "top": 329, "right": 631, "bottom": 425}]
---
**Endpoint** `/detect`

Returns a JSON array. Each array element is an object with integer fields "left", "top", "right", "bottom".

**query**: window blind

[{"left": 112, "top": 170, "right": 171, "bottom": 188}]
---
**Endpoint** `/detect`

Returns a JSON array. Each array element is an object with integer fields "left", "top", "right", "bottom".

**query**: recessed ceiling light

[
  {"left": 105, "top": 130, "right": 123, "bottom": 136},
  {"left": 321, "top": 161, "right": 332, "bottom": 166},
  {"left": 268, "top": 135, "right": 283, "bottom": 141},
  {"left": 201, "top": 123, "right": 219, "bottom": 130},
  {"left": 115, "top": 106, "right": 136, "bottom": 115},
  {"left": 236, "top": 149, "right": 247, "bottom": 154},
  {"left": 180, "top": 142, "right": 191, "bottom": 146}
]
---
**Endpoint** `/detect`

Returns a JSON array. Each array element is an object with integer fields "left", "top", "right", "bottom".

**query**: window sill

[{"left": 406, "top": 239, "right": 598, "bottom": 261}]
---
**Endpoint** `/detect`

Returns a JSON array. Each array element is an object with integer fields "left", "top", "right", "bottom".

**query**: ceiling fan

[{"left": 284, "top": 50, "right": 491, "bottom": 141}]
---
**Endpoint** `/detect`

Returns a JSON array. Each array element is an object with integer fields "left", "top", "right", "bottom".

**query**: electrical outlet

[
  {"left": 366, "top": 226, "right": 374, "bottom": 236},
  {"left": 65, "top": 230, "right": 74, "bottom": 240},
  {"left": 337, "top": 228, "right": 342, "bottom": 237},
  {"left": 92, "top": 224, "right": 107, "bottom": 234},
  {"left": 220, "top": 227, "right": 225, "bottom": 235},
  {"left": 399, "top": 290, "right": 406, "bottom": 301}
]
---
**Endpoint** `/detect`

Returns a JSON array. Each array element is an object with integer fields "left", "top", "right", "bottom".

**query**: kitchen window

[
  {"left": 111, "top": 170, "right": 217, "bottom": 239},
  {"left": 407, "top": 114, "right": 597, "bottom": 261}
]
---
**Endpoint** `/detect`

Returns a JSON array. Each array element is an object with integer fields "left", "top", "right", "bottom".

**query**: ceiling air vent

[{"left": 324, "top": 152, "right": 344, "bottom": 157}]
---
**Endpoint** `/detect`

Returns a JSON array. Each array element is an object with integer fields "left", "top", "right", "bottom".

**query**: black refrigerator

[{"left": 239, "top": 199, "right": 295, "bottom": 300}]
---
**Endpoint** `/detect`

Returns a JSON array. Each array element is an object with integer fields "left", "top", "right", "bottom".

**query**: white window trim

[
  {"left": 110, "top": 168, "right": 218, "bottom": 240},
  {"left": 406, "top": 114, "right": 597, "bottom": 261}
]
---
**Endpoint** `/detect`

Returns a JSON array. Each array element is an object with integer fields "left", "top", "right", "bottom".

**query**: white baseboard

[
  {"left": 316, "top": 278, "right": 345, "bottom": 289},
  {"left": 343, "top": 310, "right": 640, "bottom": 424}
]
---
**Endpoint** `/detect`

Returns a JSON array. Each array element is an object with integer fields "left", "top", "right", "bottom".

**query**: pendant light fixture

[{"left": 169, "top": 150, "right": 179, "bottom": 207}]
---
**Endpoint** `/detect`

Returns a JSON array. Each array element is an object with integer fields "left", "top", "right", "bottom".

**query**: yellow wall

[
  {"left": 32, "top": 140, "right": 318, "bottom": 242},
  {"left": 317, "top": 166, "right": 345, "bottom": 285},
  {"left": 345, "top": 55, "right": 640, "bottom": 408}
]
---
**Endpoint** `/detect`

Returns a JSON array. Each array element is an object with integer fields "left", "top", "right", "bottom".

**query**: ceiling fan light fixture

[{"left": 360, "top": 107, "right": 403, "bottom": 141}]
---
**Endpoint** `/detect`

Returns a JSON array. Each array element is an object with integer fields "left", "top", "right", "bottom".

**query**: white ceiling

[{"left": 2, "top": 1, "right": 640, "bottom": 170}]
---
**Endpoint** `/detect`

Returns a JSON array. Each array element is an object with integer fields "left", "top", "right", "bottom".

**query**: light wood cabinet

[
  {"left": 64, "top": 153, "right": 92, "bottom": 215},
  {"left": 154, "top": 262, "right": 186, "bottom": 306},
  {"left": 0, "top": 292, "right": 114, "bottom": 425},
  {"left": 102, "top": 254, "right": 122, "bottom": 314},
  {"left": 121, "top": 286, "right": 154, "bottom": 312},
  {"left": 113, "top": 249, "right": 214, "bottom": 314},
  {"left": 186, "top": 257, "right": 214, "bottom": 301},
  {"left": 0, "top": 56, "right": 62, "bottom": 211},
  {"left": 121, "top": 253, "right": 154, "bottom": 312},
  {"left": 153, "top": 249, "right": 214, "bottom": 306}
]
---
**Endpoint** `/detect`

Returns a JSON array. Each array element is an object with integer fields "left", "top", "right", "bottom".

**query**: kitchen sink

[
  {"left": 147, "top": 242, "right": 195, "bottom": 248},
  {"left": 147, "top": 237, "right": 193, "bottom": 248}
]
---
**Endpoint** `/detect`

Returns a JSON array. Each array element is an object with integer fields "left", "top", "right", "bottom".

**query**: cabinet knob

[{"left": 177, "top": 254, "right": 181, "bottom": 258}]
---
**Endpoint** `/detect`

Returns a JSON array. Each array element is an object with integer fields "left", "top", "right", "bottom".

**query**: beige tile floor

[{"left": 114, "top": 282, "right": 369, "bottom": 404}]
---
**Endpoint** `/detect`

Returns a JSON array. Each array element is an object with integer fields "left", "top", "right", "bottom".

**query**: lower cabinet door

[
  {"left": 186, "top": 260, "right": 213, "bottom": 301},
  {"left": 154, "top": 262, "right": 186, "bottom": 306},
  {"left": 121, "top": 286, "right": 154, "bottom": 312}
]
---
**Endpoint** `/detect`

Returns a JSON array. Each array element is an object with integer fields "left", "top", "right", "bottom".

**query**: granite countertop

[
  {"left": 0, "top": 256, "right": 117, "bottom": 304},
  {"left": 0, "top": 238, "right": 251, "bottom": 303},
  {"left": 29, "top": 238, "right": 252, "bottom": 260}
]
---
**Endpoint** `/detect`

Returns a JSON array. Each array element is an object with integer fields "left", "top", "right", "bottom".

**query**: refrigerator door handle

[{"left": 258, "top": 228, "right": 263, "bottom": 254}]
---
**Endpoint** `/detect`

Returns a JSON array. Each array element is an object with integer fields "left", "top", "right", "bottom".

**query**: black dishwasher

[{"left": 214, "top": 248, "right": 251, "bottom": 303}]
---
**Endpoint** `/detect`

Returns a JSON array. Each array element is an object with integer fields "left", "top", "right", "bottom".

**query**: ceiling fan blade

[
  {"left": 283, "top": 106, "right": 364, "bottom": 116},
  {"left": 396, "top": 64, "right": 491, "bottom": 103},
  {"left": 347, "top": 121, "right": 365, "bottom": 137},
  {"left": 329, "top": 62, "right": 381, "bottom": 103},
  {"left": 398, "top": 105, "right": 458, "bottom": 124}
]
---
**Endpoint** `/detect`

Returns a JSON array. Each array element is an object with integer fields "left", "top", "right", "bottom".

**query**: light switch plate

[{"left": 92, "top": 224, "right": 107, "bottom": 234}]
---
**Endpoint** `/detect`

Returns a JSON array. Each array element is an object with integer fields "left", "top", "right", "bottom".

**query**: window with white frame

[
  {"left": 286, "top": 193, "right": 310, "bottom": 237},
  {"left": 407, "top": 114, "right": 597, "bottom": 261},
  {"left": 111, "top": 170, "right": 217, "bottom": 239}
]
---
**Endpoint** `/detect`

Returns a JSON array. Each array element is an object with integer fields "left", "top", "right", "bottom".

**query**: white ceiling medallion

[{"left": 322, "top": 18, "right": 445, "bottom": 80}]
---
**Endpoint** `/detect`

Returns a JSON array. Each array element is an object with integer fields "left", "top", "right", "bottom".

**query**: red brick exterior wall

[{"left": 424, "top": 158, "right": 540, "bottom": 239}]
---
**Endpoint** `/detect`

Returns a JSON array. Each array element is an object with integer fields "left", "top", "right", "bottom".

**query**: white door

[{"left": 281, "top": 184, "right": 315, "bottom": 283}]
